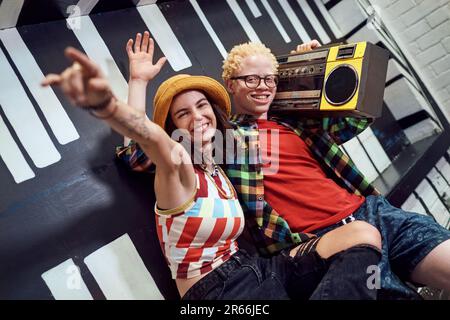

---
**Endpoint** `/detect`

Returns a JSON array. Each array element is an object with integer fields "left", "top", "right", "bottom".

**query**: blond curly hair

[{"left": 222, "top": 42, "right": 278, "bottom": 81}]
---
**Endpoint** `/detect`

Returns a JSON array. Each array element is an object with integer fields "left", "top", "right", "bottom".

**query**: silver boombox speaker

[{"left": 270, "top": 42, "right": 390, "bottom": 118}]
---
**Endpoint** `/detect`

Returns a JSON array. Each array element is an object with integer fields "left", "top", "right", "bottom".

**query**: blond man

[{"left": 222, "top": 41, "right": 450, "bottom": 300}]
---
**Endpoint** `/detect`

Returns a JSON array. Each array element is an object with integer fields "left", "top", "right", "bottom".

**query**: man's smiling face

[{"left": 226, "top": 54, "right": 277, "bottom": 119}]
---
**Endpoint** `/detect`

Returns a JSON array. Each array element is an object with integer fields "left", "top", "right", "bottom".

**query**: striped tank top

[{"left": 155, "top": 165, "right": 245, "bottom": 279}]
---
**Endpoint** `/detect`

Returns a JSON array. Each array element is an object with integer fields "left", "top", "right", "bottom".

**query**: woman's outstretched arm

[{"left": 42, "top": 46, "right": 186, "bottom": 172}]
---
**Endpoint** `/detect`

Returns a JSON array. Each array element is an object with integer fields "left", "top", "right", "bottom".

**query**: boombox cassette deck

[{"left": 270, "top": 42, "right": 390, "bottom": 118}]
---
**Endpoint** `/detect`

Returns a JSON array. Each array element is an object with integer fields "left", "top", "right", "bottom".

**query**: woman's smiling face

[{"left": 169, "top": 90, "right": 217, "bottom": 146}]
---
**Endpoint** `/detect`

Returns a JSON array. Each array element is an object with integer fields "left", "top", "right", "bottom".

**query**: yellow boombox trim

[{"left": 271, "top": 42, "right": 390, "bottom": 118}]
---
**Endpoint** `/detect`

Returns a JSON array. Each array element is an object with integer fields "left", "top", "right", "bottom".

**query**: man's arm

[
  {"left": 116, "top": 140, "right": 154, "bottom": 172},
  {"left": 321, "top": 117, "right": 374, "bottom": 145}
]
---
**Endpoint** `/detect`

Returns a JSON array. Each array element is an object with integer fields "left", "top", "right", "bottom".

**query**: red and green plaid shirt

[
  {"left": 116, "top": 114, "right": 380, "bottom": 256},
  {"left": 226, "top": 114, "right": 380, "bottom": 256}
]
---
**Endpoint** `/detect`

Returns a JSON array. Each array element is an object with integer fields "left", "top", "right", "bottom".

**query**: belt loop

[
  {"left": 233, "top": 254, "right": 243, "bottom": 266},
  {"left": 215, "top": 255, "right": 241, "bottom": 281},
  {"left": 215, "top": 266, "right": 229, "bottom": 281},
  {"left": 341, "top": 214, "right": 355, "bottom": 225}
]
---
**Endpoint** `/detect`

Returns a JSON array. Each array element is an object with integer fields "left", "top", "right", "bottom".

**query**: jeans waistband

[
  {"left": 182, "top": 250, "right": 252, "bottom": 300},
  {"left": 313, "top": 214, "right": 358, "bottom": 237}
]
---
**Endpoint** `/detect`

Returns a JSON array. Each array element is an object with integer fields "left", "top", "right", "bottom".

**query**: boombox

[{"left": 270, "top": 42, "right": 389, "bottom": 118}]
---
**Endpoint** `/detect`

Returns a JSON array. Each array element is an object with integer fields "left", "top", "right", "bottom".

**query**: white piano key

[
  {"left": 190, "top": 0, "right": 227, "bottom": 59},
  {"left": 404, "top": 118, "right": 440, "bottom": 145},
  {"left": 226, "top": 0, "right": 261, "bottom": 43},
  {"left": 429, "top": 199, "right": 449, "bottom": 227},
  {"left": 261, "top": 0, "right": 291, "bottom": 43},
  {"left": 0, "top": 48, "right": 61, "bottom": 168},
  {"left": 137, "top": 4, "right": 192, "bottom": 72},
  {"left": 385, "top": 59, "right": 402, "bottom": 83},
  {"left": 415, "top": 179, "right": 440, "bottom": 210},
  {"left": 0, "top": 114, "right": 35, "bottom": 183},
  {"left": 278, "top": 0, "right": 311, "bottom": 42},
  {"left": 407, "top": 81, "right": 441, "bottom": 127},
  {"left": 384, "top": 79, "right": 440, "bottom": 143},
  {"left": 0, "top": 28, "right": 79, "bottom": 145},
  {"left": 296, "top": 0, "right": 331, "bottom": 44},
  {"left": 0, "top": 0, "right": 24, "bottom": 29},
  {"left": 347, "top": 24, "right": 382, "bottom": 46},
  {"left": 41, "top": 259, "right": 93, "bottom": 300},
  {"left": 427, "top": 167, "right": 449, "bottom": 198},
  {"left": 137, "top": 0, "right": 158, "bottom": 5},
  {"left": 342, "top": 136, "right": 379, "bottom": 183},
  {"left": 312, "top": 0, "right": 343, "bottom": 39},
  {"left": 84, "top": 234, "right": 164, "bottom": 300},
  {"left": 436, "top": 157, "right": 450, "bottom": 182},
  {"left": 70, "top": 16, "right": 128, "bottom": 102},
  {"left": 74, "top": 0, "right": 100, "bottom": 15},
  {"left": 357, "top": 127, "right": 391, "bottom": 173},
  {"left": 339, "top": 145, "right": 349, "bottom": 157},
  {"left": 401, "top": 194, "right": 428, "bottom": 215},
  {"left": 384, "top": 79, "right": 422, "bottom": 120},
  {"left": 327, "top": 0, "right": 366, "bottom": 37},
  {"left": 245, "top": 0, "right": 262, "bottom": 18}
]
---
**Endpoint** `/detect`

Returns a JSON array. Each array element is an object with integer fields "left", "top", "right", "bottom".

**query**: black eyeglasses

[{"left": 230, "top": 74, "right": 279, "bottom": 89}]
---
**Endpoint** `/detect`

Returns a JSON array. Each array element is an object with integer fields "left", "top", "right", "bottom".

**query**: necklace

[
  {"left": 200, "top": 163, "right": 219, "bottom": 177},
  {"left": 199, "top": 165, "right": 236, "bottom": 199}
]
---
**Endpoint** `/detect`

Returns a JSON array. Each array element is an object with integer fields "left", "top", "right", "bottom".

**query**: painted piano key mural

[{"left": 0, "top": 0, "right": 448, "bottom": 300}]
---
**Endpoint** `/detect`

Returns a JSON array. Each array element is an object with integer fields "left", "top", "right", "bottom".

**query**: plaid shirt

[
  {"left": 226, "top": 114, "right": 380, "bottom": 256},
  {"left": 116, "top": 114, "right": 380, "bottom": 256}
]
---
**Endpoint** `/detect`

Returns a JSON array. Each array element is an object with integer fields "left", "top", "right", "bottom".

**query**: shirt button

[{"left": 257, "top": 195, "right": 264, "bottom": 201}]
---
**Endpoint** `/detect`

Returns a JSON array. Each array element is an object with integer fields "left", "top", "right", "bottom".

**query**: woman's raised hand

[
  {"left": 41, "top": 47, "right": 113, "bottom": 109},
  {"left": 127, "top": 31, "right": 167, "bottom": 83}
]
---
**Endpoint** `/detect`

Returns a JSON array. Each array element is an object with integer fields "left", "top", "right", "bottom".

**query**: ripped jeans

[{"left": 182, "top": 245, "right": 381, "bottom": 300}]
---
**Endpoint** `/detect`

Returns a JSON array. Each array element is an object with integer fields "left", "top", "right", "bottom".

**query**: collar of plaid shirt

[{"left": 226, "top": 113, "right": 380, "bottom": 256}]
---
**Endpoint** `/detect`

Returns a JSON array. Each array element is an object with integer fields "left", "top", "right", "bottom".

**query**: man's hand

[
  {"left": 41, "top": 47, "right": 113, "bottom": 109},
  {"left": 290, "top": 40, "right": 321, "bottom": 54},
  {"left": 127, "top": 31, "right": 167, "bottom": 83}
]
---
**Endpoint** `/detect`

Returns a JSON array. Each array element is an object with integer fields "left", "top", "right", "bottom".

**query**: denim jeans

[
  {"left": 308, "top": 245, "right": 380, "bottom": 300},
  {"left": 313, "top": 195, "right": 450, "bottom": 300},
  {"left": 182, "top": 245, "right": 380, "bottom": 300},
  {"left": 182, "top": 249, "right": 313, "bottom": 300}
]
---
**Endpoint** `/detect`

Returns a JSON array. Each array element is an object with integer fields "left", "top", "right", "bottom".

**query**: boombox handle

[{"left": 276, "top": 41, "right": 345, "bottom": 61}]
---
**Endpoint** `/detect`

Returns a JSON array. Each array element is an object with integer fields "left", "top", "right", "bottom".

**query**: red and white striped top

[{"left": 155, "top": 166, "right": 245, "bottom": 279}]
